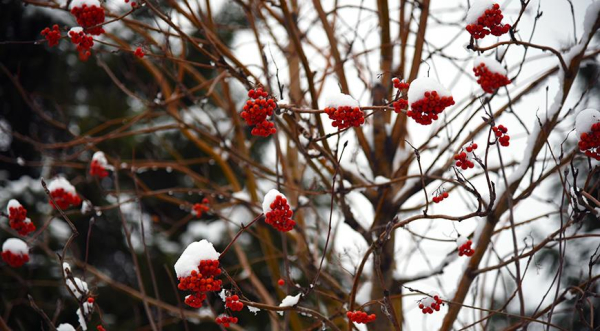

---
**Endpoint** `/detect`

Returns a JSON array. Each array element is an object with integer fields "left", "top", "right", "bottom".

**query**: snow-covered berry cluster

[
  {"left": 262, "top": 189, "right": 295, "bottom": 232},
  {"left": 134, "top": 47, "right": 145, "bottom": 58},
  {"left": 41, "top": 25, "right": 61, "bottom": 47},
  {"left": 473, "top": 57, "right": 511, "bottom": 93},
  {"left": 466, "top": 2, "right": 510, "bottom": 39},
  {"left": 48, "top": 177, "right": 82, "bottom": 209},
  {"left": 225, "top": 295, "right": 244, "bottom": 311},
  {"left": 575, "top": 109, "right": 600, "bottom": 160},
  {"left": 432, "top": 191, "right": 449, "bottom": 203},
  {"left": 407, "top": 77, "right": 455, "bottom": 125},
  {"left": 175, "top": 240, "right": 222, "bottom": 308},
  {"left": 454, "top": 143, "right": 478, "bottom": 170},
  {"left": 492, "top": 125, "right": 510, "bottom": 146},
  {"left": 418, "top": 293, "right": 444, "bottom": 314},
  {"left": 192, "top": 198, "right": 210, "bottom": 218},
  {"left": 70, "top": 0, "right": 106, "bottom": 36},
  {"left": 347, "top": 310, "right": 376, "bottom": 324},
  {"left": 90, "top": 151, "right": 111, "bottom": 178},
  {"left": 7, "top": 199, "right": 36, "bottom": 236},
  {"left": 241, "top": 88, "right": 277, "bottom": 137},
  {"left": 215, "top": 315, "right": 238, "bottom": 327},
  {"left": 69, "top": 28, "right": 94, "bottom": 62},
  {"left": 324, "top": 105, "right": 365, "bottom": 129},
  {"left": 2, "top": 238, "right": 29, "bottom": 268},
  {"left": 457, "top": 235, "right": 475, "bottom": 257}
]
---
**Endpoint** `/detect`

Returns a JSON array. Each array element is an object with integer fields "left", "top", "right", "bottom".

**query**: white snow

[
  {"left": 323, "top": 91, "right": 360, "bottom": 108},
  {"left": 247, "top": 305, "right": 261, "bottom": 315},
  {"left": 575, "top": 108, "right": 600, "bottom": 137},
  {"left": 407, "top": 77, "right": 452, "bottom": 105},
  {"left": 219, "top": 289, "right": 227, "bottom": 302},
  {"left": 81, "top": 200, "right": 92, "bottom": 214},
  {"left": 474, "top": 56, "right": 507, "bottom": 75},
  {"left": 466, "top": 0, "right": 494, "bottom": 24},
  {"left": 92, "top": 151, "right": 112, "bottom": 169},
  {"left": 67, "top": 277, "right": 89, "bottom": 299},
  {"left": 71, "top": 0, "right": 100, "bottom": 9},
  {"left": 63, "top": 262, "right": 71, "bottom": 276},
  {"left": 2, "top": 238, "right": 28, "bottom": 254},
  {"left": 69, "top": 27, "right": 83, "bottom": 35},
  {"left": 7, "top": 199, "right": 21, "bottom": 212},
  {"left": 56, "top": 324, "right": 76, "bottom": 331},
  {"left": 278, "top": 293, "right": 301, "bottom": 315},
  {"left": 174, "top": 239, "right": 220, "bottom": 278},
  {"left": 77, "top": 307, "right": 88, "bottom": 331},
  {"left": 262, "top": 189, "right": 287, "bottom": 214},
  {"left": 374, "top": 176, "right": 390, "bottom": 185},
  {"left": 456, "top": 235, "right": 469, "bottom": 247},
  {"left": 583, "top": 2, "right": 600, "bottom": 39},
  {"left": 48, "top": 177, "right": 77, "bottom": 195}
]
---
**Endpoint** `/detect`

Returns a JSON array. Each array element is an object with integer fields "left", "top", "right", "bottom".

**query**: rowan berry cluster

[
  {"left": 215, "top": 315, "right": 238, "bottom": 327},
  {"left": 50, "top": 188, "right": 82, "bottom": 210},
  {"left": 492, "top": 125, "right": 510, "bottom": 146},
  {"left": 96, "top": 325, "right": 106, "bottom": 331},
  {"left": 324, "top": 106, "right": 365, "bottom": 129},
  {"left": 264, "top": 195, "right": 295, "bottom": 232},
  {"left": 454, "top": 143, "right": 478, "bottom": 170},
  {"left": 1, "top": 238, "right": 29, "bottom": 268},
  {"left": 392, "top": 78, "right": 410, "bottom": 90},
  {"left": 134, "top": 47, "right": 145, "bottom": 58},
  {"left": 69, "top": 29, "right": 94, "bottom": 62},
  {"left": 457, "top": 237, "right": 475, "bottom": 257},
  {"left": 192, "top": 198, "right": 210, "bottom": 218},
  {"left": 346, "top": 310, "right": 376, "bottom": 324},
  {"left": 225, "top": 295, "right": 244, "bottom": 311},
  {"left": 432, "top": 191, "right": 449, "bottom": 203},
  {"left": 41, "top": 25, "right": 61, "bottom": 47},
  {"left": 71, "top": 1, "right": 106, "bottom": 36},
  {"left": 393, "top": 99, "right": 409, "bottom": 114},
  {"left": 578, "top": 122, "right": 600, "bottom": 160},
  {"left": 473, "top": 63, "right": 511, "bottom": 93},
  {"left": 7, "top": 200, "right": 36, "bottom": 236},
  {"left": 466, "top": 4, "right": 510, "bottom": 39},
  {"left": 1, "top": 249, "right": 29, "bottom": 268},
  {"left": 90, "top": 152, "right": 111, "bottom": 178},
  {"left": 241, "top": 88, "right": 277, "bottom": 137},
  {"left": 407, "top": 91, "right": 455, "bottom": 125},
  {"left": 418, "top": 294, "right": 444, "bottom": 314},
  {"left": 178, "top": 260, "right": 222, "bottom": 308}
]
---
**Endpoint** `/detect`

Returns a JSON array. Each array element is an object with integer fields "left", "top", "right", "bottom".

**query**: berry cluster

[
  {"left": 49, "top": 188, "right": 82, "bottom": 210},
  {"left": 492, "top": 125, "right": 510, "bottom": 146},
  {"left": 178, "top": 260, "right": 222, "bottom": 308},
  {"left": 454, "top": 143, "right": 478, "bottom": 170},
  {"left": 134, "top": 47, "right": 145, "bottom": 58},
  {"left": 96, "top": 326, "right": 106, "bottom": 331},
  {"left": 225, "top": 295, "right": 244, "bottom": 311},
  {"left": 473, "top": 63, "right": 511, "bottom": 93},
  {"left": 1, "top": 239, "right": 29, "bottom": 268},
  {"left": 466, "top": 4, "right": 510, "bottom": 39},
  {"left": 392, "top": 78, "right": 410, "bottom": 90},
  {"left": 419, "top": 294, "right": 444, "bottom": 314},
  {"left": 41, "top": 25, "right": 61, "bottom": 47},
  {"left": 69, "top": 29, "right": 94, "bottom": 62},
  {"left": 192, "top": 198, "right": 210, "bottom": 218},
  {"left": 215, "top": 315, "right": 238, "bottom": 328},
  {"left": 407, "top": 91, "right": 455, "bottom": 125},
  {"left": 578, "top": 122, "right": 600, "bottom": 160},
  {"left": 89, "top": 159, "right": 109, "bottom": 178},
  {"left": 324, "top": 106, "right": 365, "bottom": 129},
  {"left": 346, "top": 310, "right": 376, "bottom": 324},
  {"left": 241, "top": 88, "right": 277, "bottom": 137},
  {"left": 432, "top": 191, "right": 449, "bottom": 204},
  {"left": 7, "top": 200, "right": 36, "bottom": 236},
  {"left": 1, "top": 249, "right": 29, "bottom": 268},
  {"left": 265, "top": 195, "right": 295, "bottom": 232},
  {"left": 457, "top": 237, "right": 475, "bottom": 257},
  {"left": 393, "top": 99, "right": 409, "bottom": 114},
  {"left": 71, "top": 2, "right": 105, "bottom": 36}
]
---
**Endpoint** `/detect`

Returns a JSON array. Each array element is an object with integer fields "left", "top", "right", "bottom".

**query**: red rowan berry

[
  {"left": 263, "top": 190, "right": 295, "bottom": 232},
  {"left": 473, "top": 60, "right": 511, "bottom": 93},
  {"left": 48, "top": 177, "right": 82, "bottom": 209},
  {"left": 6, "top": 199, "right": 36, "bottom": 236},
  {"left": 70, "top": 0, "right": 106, "bottom": 36},
  {"left": 324, "top": 106, "right": 365, "bottom": 129},
  {"left": 2, "top": 238, "right": 29, "bottom": 268},
  {"left": 134, "top": 47, "right": 145, "bottom": 58},
  {"left": 457, "top": 236, "right": 475, "bottom": 257},
  {"left": 41, "top": 25, "right": 61, "bottom": 47},
  {"left": 278, "top": 278, "right": 285, "bottom": 286},
  {"left": 241, "top": 87, "right": 277, "bottom": 137},
  {"left": 90, "top": 151, "right": 110, "bottom": 178},
  {"left": 466, "top": 3, "right": 510, "bottom": 40},
  {"left": 347, "top": 310, "right": 376, "bottom": 324},
  {"left": 576, "top": 110, "right": 600, "bottom": 160},
  {"left": 215, "top": 315, "right": 238, "bottom": 327},
  {"left": 192, "top": 200, "right": 210, "bottom": 218},
  {"left": 225, "top": 294, "right": 244, "bottom": 311},
  {"left": 407, "top": 78, "right": 455, "bottom": 125},
  {"left": 492, "top": 125, "right": 510, "bottom": 147}
]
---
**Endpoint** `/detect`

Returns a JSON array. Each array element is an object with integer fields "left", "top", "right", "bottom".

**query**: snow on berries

[
  {"left": 174, "top": 240, "right": 222, "bottom": 308},
  {"left": 134, "top": 47, "right": 145, "bottom": 58},
  {"left": 454, "top": 142, "right": 478, "bottom": 170},
  {"left": 225, "top": 295, "right": 244, "bottom": 311},
  {"left": 192, "top": 198, "right": 210, "bottom": 218},
  {"left": 323, "top": 92, "right": 365, "bottom": 129},
  {"left": 346, "top": 310, "right": 376, "bottom": 324},
  {"left": 70, "top": 0, "right": 106, "bottom": 36},
  {"left": 473, "top": 56, "right": 511, "bottom": 93},
  {"left": 575, "top": 109, "right": 600, "bottom": 160},
  {"left": 432, "top": 191, "right": 449, "bottom": 204},
  {"left": 48, "top": 177, "right": 82, "bottom": 209},
  {"left": 418, "top": 292, "right": 444, "bottom": 314},
  {"left": 262, "top": 189, "right": 295, "bottom": 232},
  {"left": 2, "top": 238, "right": 29, "bottom": 268},
  {"left": 6, "top": 199, "right": 36, "bottom": 236},
  {"left": 457, "top": 235, "right": 475, "bottom": 257},
  {"left": 407, "top": 77, "right": 455, "bottom": 125},
  {"left": 69, "top": 27, "right": 94, "bottom": 62},
  {"left": 90, "top": 151, "right": 111, "bottom": 178},
  {"left": 41, "top": 25, "right": 61, "bottom": 47},
  {"left": 466, "top": 1, "right": 511, "bottom": 39},
  {"left": 241, "top": 88, "right": 277, "bottom": 137},
  {"left": 492, "top": 125, "right": 510, "bottom": 146},
  {"left": 215, "top": 315, "right": 238, "bottom": 327}
]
